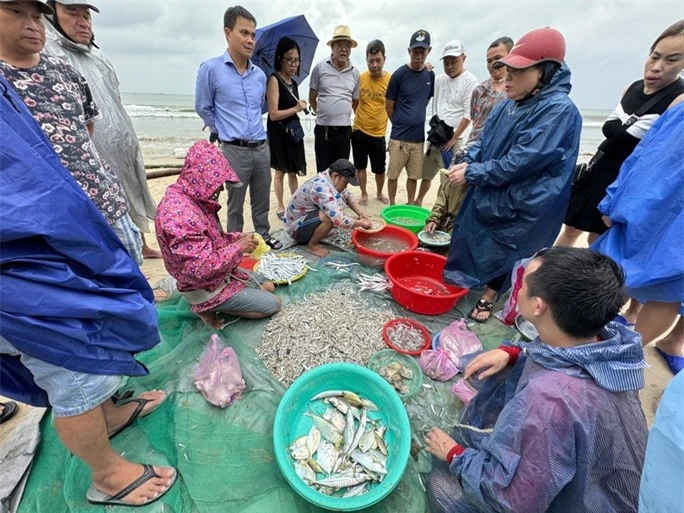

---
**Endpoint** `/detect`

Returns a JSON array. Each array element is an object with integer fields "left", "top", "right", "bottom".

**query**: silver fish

[
  {"left": 358, "top": 428, "right": 376, "bottom": 453},
  {"left": 345, "top": 408, "right": 368, "bottom": 457},
  {"left": 304, "top": 412, "right": 344, "bottom": 449},
  {"left": 323, "top": 408, "right": 346, "bottom": 433},
  {"left": 351, "top": 448, "right": 388, "bottom": 475},
  {"left": 306, "top": 426, "right": 321, "bottom": 456},
  {"left": 295, "top": 462, "right": 315, "bottom": 484},
  {"left": 316, "top": 440, "right": 338, "bottom": 475},
  {"left": 289, "top": 435, "right": 310, "bottom": 461},
  {"left": 341, "top": 482, "right": 369, "bottom": 498},
  {"left": 316, "top": 473, "right": 372, "bottom": 489}
]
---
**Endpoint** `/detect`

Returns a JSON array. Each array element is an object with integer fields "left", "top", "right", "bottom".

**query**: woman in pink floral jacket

[{"left": 156, "top": 141, "right": 281, "bottom": 328}]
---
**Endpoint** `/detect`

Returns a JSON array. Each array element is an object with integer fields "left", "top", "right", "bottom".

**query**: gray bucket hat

[{"left": 0, "top": 0, "right": 54, "bottom": 15}]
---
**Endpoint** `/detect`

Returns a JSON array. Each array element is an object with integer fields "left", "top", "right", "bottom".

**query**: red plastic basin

[
  {"left": 385, "top": 251, "right": 468, "bottom": 315},
  {"left": 352, "top": 224, "right": 418, "bottom": 260}
]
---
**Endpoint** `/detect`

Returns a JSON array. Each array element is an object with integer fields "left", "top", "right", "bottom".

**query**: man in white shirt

[{"left": 417, "top": 40, "right": 478, "bottom": 206}]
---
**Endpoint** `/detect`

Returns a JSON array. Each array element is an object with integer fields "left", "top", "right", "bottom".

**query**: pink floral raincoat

[{"left": 156, "top": 141, "right": 248, "bottom": 313}]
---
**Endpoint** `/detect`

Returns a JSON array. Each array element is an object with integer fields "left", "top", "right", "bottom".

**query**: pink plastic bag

[
  {"left": 418, "top": 349, "right": 459, "bottom": 381},
  {"left": 439, "top": 319, "right": 483, "bottom": 364},
  {"left": 451, "top": 379, "right": 477, "bottom": 406},
  {"left": 193, "top": 334, "right": 246, "bottom": 408},
  {"left": 495, "top": 256, "right": 533, "bottom": 326}
]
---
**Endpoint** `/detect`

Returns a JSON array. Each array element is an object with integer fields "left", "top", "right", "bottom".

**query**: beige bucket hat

[{"left": 327, "top": 25, "right": 358, "bottom": 48}]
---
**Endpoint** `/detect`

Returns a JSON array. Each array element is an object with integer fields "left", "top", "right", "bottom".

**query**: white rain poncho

[{"left": 44, "top": 22, "right": 157, "bottom": 232}]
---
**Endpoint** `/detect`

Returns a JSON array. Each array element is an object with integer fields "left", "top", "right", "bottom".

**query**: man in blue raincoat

[
  {"left": 425, "top": 247, "right": 648, "bottom": 513},
  {"left": 442, "top": 28, "right": 582, "bottom": 323},
  {"left": 0, "top": 62, "right": 176, "bottom": 508}
]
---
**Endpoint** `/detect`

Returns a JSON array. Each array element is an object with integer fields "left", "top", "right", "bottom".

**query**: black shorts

[
  {"left": 314, "top": 125, "right": 352, "bottom": 172},
  {"left": 351, "top": 130, "right": 386, "bottom": 174},
  {"left": 293, "top": 210, "right": 322, "bottom": 243}
]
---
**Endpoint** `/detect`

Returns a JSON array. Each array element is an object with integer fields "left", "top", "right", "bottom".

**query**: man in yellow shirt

[{"left": 352, "top": 40, "right": 391, "bottom": 205}]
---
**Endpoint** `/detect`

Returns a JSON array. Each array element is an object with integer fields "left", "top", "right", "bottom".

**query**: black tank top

[{"left": 266, "top": 73, "right": 300, "bottom": 126}]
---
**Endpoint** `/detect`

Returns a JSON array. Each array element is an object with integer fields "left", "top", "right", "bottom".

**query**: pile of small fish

[
  {"left": 357, "top": 273, "right": 391, "bottom": 292},
  {"left": 322, "top": 228, "right": 353, "bottom": 249},
  {"left": 258, "top": 285, "right": 393, "bottom": 386},
  {"left": 386, "top": 321, "right": 426, "bottom": 352},
  {"left": 323, "top": 261, "right": 360, "bottom": 272},
  {"left": 377, "top": 362, "right": 414, "bottom": 394},
  {"left": 289, "top": 390, "right": 389, "bottom": 497},
  {"left": 420, "top": 231, "right": 451, "bottom": 245},
  {"left": 255, "top": 253, "right": 310, "bottom": 284}
]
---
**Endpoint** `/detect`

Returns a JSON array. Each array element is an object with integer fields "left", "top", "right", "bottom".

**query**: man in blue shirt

[
  {"left": 385, "top": 29, "right": 434, "bottom": 206},
  {"left": 195, "top": 5, "right": 281, "bottom": 249}
]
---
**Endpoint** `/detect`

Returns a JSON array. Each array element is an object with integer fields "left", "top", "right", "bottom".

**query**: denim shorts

[{"left": 0, "top": 336, "right": 123, "bottom": 417}]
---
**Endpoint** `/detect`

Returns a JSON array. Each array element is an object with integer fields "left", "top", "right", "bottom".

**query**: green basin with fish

[
  {"left": 381, "top": 205, "right": 431, "bottom": 234},
  {"left": 273, "top": 363, "right": 411, "bottom": 511}
]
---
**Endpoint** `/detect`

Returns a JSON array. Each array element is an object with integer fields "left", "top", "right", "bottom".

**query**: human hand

[
  {"left": 425, "top": 61, "right": 434, "bottom": 72},
  {"left": 358, "top": 219, "right": 373, "bottom": 230},
  {"left": 463, "top": 349, "right": 510, "bottom": 381},
  {"left": 237, "top": 233, "right": 257, "bottom": 253},
  {"left": 424, "top": 427, "right": 457, "bottom": 462},
  {"left": 602, "top": 215, "right": 612, "bottom": 228},
  {"left": 446, "top": 163, "right": 467, "bottom": 185},
  {"left": 442, "top": 138, "right": 456, "bottom": 152},
  {"left": 425, "top": 221, "right": 437, "bottom": 234},
  {"left": 296, "top": 100, "right": 307, "bottom": 112}
]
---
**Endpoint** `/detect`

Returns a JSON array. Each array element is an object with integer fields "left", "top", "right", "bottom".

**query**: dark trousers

[{"left": 314, "top": 125, "right": 352, "bottom": 172}]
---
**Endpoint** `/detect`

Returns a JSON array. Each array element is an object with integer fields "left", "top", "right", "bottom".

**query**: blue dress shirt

[{"left": 194, "top": 51, "right": 267, "bottom": 142}]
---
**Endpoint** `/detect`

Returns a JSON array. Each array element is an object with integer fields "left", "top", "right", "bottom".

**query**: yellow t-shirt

[{"left": 353, "top": 70, "right": 391, "bottom": 138}]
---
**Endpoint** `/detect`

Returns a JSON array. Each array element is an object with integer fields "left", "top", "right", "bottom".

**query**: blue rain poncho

[
  {"left": 428, "top": 323, "right": 648, "bottom": 513},
  {"left": 591, "top": 103, "right": 684, "bottom": 304},
  {"left": 444, "top": 64, "right": 582, "bottom": 288},
  {"left": 0, "top": 76, "right": 160, "bottom": 407}
]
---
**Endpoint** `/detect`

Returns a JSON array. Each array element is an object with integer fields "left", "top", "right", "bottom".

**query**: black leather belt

[{"left": 221, "top": 139, "right": 266, "bottom": 148}]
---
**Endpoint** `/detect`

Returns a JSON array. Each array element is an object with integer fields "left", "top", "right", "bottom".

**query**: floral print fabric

[
  {"left": 0, "top": 53, "right": 128, "bottom": 223},
  {"left": 155, "top": 141, "right": 248, "bottom": 313},
  {"left": 284, "top": 171, "right": 355, "bottom": 237}
]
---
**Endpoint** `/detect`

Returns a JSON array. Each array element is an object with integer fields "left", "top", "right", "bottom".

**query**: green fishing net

[{"left": 17, "top": 251, "right": 518, "bottom": 513}]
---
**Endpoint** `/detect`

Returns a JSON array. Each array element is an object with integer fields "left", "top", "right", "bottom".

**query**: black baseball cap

[
  {"left": 409, "top": 29, "right": 431, "bottom": 50},
  {"left": 329, "top": 159, "right": 358, "bottom": 186}
]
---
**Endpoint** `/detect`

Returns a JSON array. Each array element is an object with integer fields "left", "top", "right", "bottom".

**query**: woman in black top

[
  {"left": 267, "top": 37, "right": 308, "bottom": 220},
  {"left": 558, "top": 20, "right": 684, "bottom": 247}
]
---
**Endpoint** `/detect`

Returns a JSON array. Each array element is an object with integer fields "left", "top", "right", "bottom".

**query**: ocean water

[{"left": 122, "top": 92, "right": 609, "bottom": 162}]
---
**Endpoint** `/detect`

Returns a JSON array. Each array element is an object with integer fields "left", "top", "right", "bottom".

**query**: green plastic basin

[
  {"left": 273, "top": 363, "right": 411, "bottom": 511},
  {"left": 381, "top": 205, "right": 431, "bottom": 234}
]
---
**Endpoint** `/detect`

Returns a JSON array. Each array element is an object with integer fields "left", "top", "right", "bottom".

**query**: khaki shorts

[{"left": 387, "top": 139, "right": 425, "bottom": 180}]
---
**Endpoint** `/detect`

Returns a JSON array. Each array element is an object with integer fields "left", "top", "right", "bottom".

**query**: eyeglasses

[{"left": 282, "top": 57, "right": 300, "bottom": 65}]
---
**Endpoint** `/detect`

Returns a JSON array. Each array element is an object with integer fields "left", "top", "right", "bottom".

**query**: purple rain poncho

[{"left": 428, "top": 322, "right": 648, "bottom": 513}]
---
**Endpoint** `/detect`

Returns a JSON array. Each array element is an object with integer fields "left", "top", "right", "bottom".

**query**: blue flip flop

[
  {"left": 613, "top": 314, "right": 635, "bottom": 327},
  {"left": 656, "top": 347, "right": 684, "bottom": 375}
]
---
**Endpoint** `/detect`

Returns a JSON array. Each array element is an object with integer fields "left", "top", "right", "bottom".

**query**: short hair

[
  {"left": 274, "top": 37, "right": 301, "bottom": 76},
  {"left": 650, "top": 19, "right": 684, "bottom": 54},
  {"left": 366, "top": 39, "right": 385, "bottom": 57},
  {"left": 489, "top": 36, "right": 514, "bottom": 51},
  {"left": 223, "top": 5, "right": 256, "bottom": 29},
  {"left": 525, "top": 247, "right": 626, "bottom": 338}
]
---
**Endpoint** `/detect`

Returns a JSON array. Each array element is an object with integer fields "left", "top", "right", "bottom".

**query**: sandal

[
  {"left": 108, "top": 397, "right": 165, "bottom": 439},
  {"left": 0, "top": 401, "right": 18, "bottom": 424},
  {"left": 276, "top": 211, "right": 285, "bottom": 221},
  {"left": 468, "top": 298, "right": 494, "bottom": 323},
  {"left": 86, "top": 464, "right": 178, "bottom": 506},
  {"left": 264, "top": 236, "right": 283, "bottom": 250}
]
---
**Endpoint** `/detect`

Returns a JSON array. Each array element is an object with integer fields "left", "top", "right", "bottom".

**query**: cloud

[{"left": 93, "top": 0, "right": 683, "bottom": 109}]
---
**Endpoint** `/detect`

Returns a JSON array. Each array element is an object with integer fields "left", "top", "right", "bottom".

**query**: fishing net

[{"left": 17, "top": 251, "right": 518, "bottom": 513}]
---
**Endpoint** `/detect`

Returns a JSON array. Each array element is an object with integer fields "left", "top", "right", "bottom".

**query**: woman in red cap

[{"left": 442, "top": 27, "right": 582, "bottom": 323}]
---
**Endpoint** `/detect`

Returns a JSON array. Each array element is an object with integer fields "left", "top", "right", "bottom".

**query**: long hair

[{"left": 274, "top": 37, "right": 301, "bottom": 76}]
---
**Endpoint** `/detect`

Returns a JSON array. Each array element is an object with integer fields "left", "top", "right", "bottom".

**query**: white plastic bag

[{"left": 193, "top": 334, "right": 246, "bottom": 407}]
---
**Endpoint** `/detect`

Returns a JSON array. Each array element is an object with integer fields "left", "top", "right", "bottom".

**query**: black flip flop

[
  {"left": 86, "top": 464, "right": 178, "bottom": 506},
  {"left": 0, "top": 401, "right": 18, "bottom": 424},
  {"left": 264, "top": 236, "right": 283, "bottom": 250},
  {"left": 108, "top": 397, "right": 162, "bottom": 439},
  {"left": 467, "top": 299, "right": 494, "bottom": 323},
  {"left": 276, "top": 211, "right": 285, "bottom": 221}
]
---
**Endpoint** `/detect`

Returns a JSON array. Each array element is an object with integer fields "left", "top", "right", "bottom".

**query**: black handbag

[
  {"left": 573, "top": 150, "right": 604, "bottom": 186},
  {"left": 283, "top": 118, "right": 305, "bottom": 143}
]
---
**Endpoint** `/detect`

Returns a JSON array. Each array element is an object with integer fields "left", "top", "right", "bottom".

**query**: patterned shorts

[{"left": 111, "top": 213, "right": 143, "bottom": 265}]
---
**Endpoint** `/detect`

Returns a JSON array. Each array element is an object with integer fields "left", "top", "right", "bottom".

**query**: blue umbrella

[{"left": 252, "top": 15, "right": 319, "bottom": 113}]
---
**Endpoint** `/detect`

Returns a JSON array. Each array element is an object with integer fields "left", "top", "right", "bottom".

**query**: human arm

[
  {"left": 385, "top": 99, "right": 395, "bottom": 121},
  {"left": 267, "top": 76, "right": 305, "bottom": 121},
  {"left": 464, "top": 101, "right": 580, "bottom": 187},
  {"left": 195, "top": 62, "right": 217, "bottom": 134},
  {"left": 352, "top": 99, "right": 359, "bottom": 112},
  {"left": 463, "top": 347, "right": 518, "bottom": 381},
  {"left": 352, "top": 71, "right": 360, "bottom": 112},
  {"left": 385, "top": 72, "right": 399, "bottom": 121},
  {"left": 308, "top": 63, "right": 320, "bottom": 114},
  {"left": 309, "top": 88, "right": 318, "bottom": 115},
  {"left": 425, "top": 182, "right": 450, "bottom": 231},
  {"left": 87, "top": 123, "right": 94, "bottom": 136},
  {"left": 310, "top": 185, "right": 357, "bottom": 230},
  {"left": 443, "top": 117, "right": 471, "bottom": 151}
]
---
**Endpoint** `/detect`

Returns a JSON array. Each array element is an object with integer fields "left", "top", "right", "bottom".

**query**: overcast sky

[{"left": 92, "top": 1, "right": 683, "bottom": 110}]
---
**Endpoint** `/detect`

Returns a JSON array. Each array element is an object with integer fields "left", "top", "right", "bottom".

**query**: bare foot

[
  {"left": 153, "top": 289, "right": 169, "bottom": 302},
  {"left": 359, "top": 195, "right": 369, "bottom": 206},
  {"left": 92, "top": 461, "right": 176, "bottom": 506},
  {"left": 142, "top": 245, "right": 163, "bottom": 259},
  {"left": 105, "top": 390, "right": 166, "bottom": 435},
  {"left": 376, "top": 194, "right": 389, "bottom": 205},
  {"left": 306, "top": 244, "right": 330, "bottom": 258},
  {"left": 196, "top": 310, "right": 218, "bottom": 328},
  {"left": 260, "top": 281, "right": 276, "bottom": 292}
]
